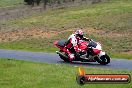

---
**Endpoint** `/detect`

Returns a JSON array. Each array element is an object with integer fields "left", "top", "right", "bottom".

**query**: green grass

[
  {"left": 6, "top": 0, "right": 132, "bottom": 31},
  {"left": 0, "top": 38, "right": 58, "bottom": 52},
  {"left": 0, "top": 58, "right": 132, "bottom": 88},
  {"left": 0, "top": 0, "right": 23, "bottom": 8},
  {"left": 110, "top": 53, "right": 132, "bottom": 60}
]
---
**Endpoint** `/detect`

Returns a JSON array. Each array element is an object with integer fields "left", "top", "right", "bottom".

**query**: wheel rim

[{"left": 99, "top": 55, "right": 110, "bottom": 64}]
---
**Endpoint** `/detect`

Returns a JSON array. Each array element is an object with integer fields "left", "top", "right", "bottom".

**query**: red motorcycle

[{"left": 54, "top": 39, "right": 110, "bottom": 65}]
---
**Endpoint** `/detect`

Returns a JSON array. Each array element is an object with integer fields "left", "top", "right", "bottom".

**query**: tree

[{"left": 43, "top": 0, "right": 48, "bottom": 9}]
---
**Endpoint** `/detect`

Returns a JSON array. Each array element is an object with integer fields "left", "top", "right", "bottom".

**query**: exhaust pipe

[{"left": 56, "top": 51, "right": 69, "bottom": 59}]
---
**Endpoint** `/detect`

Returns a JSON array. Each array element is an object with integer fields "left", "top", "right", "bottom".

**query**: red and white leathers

[{"left": 64, "top": 34, "right": 83, "bottom": 61}]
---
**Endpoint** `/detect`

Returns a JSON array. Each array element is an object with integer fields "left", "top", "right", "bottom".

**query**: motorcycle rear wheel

[{"left": 59, "top": 54, "right": 71, "bottom": 62}]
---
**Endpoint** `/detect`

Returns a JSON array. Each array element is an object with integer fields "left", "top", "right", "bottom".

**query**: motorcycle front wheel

[{"left": 94, "top": 54, "right": 110, "bottom": 65}]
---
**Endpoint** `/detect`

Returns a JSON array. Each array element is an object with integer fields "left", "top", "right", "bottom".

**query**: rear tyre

[
  {"left": 94, "top": 54, "right": 110, "bottom": 65},
  {"left": 59, "top": 54, "right": 70, "bottom": 62}
]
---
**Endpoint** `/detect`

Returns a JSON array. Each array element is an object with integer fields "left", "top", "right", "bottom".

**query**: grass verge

[{"left": 0, "top": 58, "right": 132, "bottom": 88}]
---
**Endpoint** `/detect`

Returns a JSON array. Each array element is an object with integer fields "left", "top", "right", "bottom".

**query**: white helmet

[{"left": 75, "top": 29, "right": 84, "bottom": 39}]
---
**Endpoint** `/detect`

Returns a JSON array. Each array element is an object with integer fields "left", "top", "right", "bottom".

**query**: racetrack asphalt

[{"left": 0, "top": 49, "right": 132, "bottom": 70}]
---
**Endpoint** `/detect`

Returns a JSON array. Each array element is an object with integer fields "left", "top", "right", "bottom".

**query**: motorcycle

[{"left": 54, "top": 39, "right": 110, "bottom": 65}]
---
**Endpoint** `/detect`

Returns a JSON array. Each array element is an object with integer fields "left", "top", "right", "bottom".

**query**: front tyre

[{"left": 95, "top": 54, "right": 110, "bottom": 65}]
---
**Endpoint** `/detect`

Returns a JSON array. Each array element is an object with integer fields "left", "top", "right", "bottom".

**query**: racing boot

[{"left": 69, "top": 54, "right": 74, "bottom": 62}]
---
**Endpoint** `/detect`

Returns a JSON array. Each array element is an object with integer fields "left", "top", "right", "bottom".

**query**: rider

[{"left": 64, "top": 29, "right": 91, "bottom": 61}]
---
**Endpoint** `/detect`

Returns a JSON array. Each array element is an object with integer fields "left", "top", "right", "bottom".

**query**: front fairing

[{"left": 78, "top": 41, "right": 88, "bottom": 51}]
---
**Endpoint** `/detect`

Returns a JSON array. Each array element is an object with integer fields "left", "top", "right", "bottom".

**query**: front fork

[
  {"left": 98, "top": 51, "right": 106, "bottom": 58},
  {"left": 86, "top": 47, "right": 93, "bottom": 58},
  {"left": 88, "top": 50, "right": 106, "bottom": 60}
]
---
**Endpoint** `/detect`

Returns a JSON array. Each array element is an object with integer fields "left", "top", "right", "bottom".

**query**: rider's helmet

[{"left": 75, "top": 29, "right": 84, "bottom": 39}]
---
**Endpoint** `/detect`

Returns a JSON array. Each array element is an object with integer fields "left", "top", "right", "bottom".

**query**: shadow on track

[{"left": 58, "top": 61, "right": 111, "bottom": 68}]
